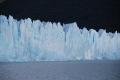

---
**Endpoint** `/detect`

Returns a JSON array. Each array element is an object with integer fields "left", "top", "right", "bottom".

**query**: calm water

[{"left": 0, "top": 61, "right": 120, "bottom": 80}]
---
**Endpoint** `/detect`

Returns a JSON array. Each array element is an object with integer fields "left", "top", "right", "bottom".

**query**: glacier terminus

[{"left": 0, "top": 15, "right": 120, "bottom": 61}]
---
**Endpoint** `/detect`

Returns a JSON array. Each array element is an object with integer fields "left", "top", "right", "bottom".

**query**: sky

[{"left": 0, "top": 0, "right": 120, "bottom": 32}]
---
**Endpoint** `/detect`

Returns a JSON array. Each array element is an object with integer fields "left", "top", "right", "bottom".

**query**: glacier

[{"left": 0, "top": 15, "right": 120, "bottom": 61}]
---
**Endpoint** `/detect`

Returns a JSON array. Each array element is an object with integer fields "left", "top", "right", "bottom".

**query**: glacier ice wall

[{"left": 0, "top": 15, "right": 120, "bottom": 61}]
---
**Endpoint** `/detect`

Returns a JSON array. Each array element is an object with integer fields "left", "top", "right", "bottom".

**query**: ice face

[{"left": 0, "top": 15, "right": 120, "bottom": 61}]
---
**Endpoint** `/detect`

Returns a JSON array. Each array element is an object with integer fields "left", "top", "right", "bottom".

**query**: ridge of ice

[{"left": 0, "top": 15, "right": 120, "bottom": 61}]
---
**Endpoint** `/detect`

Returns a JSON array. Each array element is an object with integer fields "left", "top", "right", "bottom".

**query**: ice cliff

[{"left": 0, "top": 15, "right": 120, "bottom": 61}]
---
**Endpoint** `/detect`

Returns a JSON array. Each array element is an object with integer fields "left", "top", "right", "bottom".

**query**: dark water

[{"left": 0, "top": 61, "right": 120, "bottom": 80}]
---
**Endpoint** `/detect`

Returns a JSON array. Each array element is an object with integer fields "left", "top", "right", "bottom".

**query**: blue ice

[{"left": 0, "top": 15, "right": 120, "bottom": 61}]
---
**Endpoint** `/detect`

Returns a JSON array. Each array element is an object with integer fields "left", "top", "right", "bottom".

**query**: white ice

[{"left": 0, "top": 15, "right": 120, "bottom": 61}]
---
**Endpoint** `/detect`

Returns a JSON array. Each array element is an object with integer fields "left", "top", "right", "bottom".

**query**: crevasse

[{"left": 0, "top": 15, "right": 120, "bottom": 61}]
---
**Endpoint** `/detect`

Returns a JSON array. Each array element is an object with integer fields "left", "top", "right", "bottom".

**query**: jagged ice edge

[{"left": 0, "top": 15, "right": 120, "bottom": 61}]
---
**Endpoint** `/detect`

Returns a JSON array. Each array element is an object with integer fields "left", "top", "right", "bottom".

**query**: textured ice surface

[{"left": 0, "top": 15, "right": 120, "bottom": 61}]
